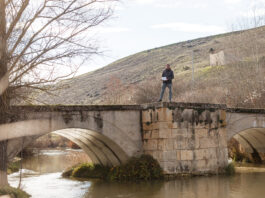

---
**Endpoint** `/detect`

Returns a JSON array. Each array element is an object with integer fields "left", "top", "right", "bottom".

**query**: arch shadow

[
  {"left": 7, "top": 128, "right": 130, "bottom": 166},
  {"left": 230, "top": 128, "right": 265, "bottom": 163}
]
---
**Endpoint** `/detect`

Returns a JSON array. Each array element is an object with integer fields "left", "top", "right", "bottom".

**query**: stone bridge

[{"left": 0, "top": 102, "right": 264, "bottom": 175}]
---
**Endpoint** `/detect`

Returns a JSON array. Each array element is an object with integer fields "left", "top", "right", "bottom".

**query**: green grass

[{"left": 0, "top": 186, "right": 30, "bottom": 198}]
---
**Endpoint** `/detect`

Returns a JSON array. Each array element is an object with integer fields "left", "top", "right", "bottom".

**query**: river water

[{"left": 8, "top": 149, "right": 265, "bottom": 198}]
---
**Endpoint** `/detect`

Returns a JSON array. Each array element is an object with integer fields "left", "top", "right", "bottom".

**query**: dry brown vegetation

[
  {"left": 228, "top": 137, "right": 265, "bottom": 163},
  {"left": 133, "top": 59, "right": 265, "bottom": 108},
  {"left": 28, "top": 134, "right": 80, "bottom": 149},
  {"left": 33, "top": 26, "right": 265, "bottom": 108},
  {"left": 33, "top": 29, "right": 234, "bottom": 104},
  {"left": 133, "top": 26, "right": 265, "bottom": 108}
]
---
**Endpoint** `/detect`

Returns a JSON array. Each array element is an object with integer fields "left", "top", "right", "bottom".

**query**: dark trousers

[{"left": 159, "top": 83, "right": 172, "bottom": 101}]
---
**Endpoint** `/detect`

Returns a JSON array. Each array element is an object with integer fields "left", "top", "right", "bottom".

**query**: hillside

[{"left": 34, "top": 26, "right": 265, "bottom": 105}]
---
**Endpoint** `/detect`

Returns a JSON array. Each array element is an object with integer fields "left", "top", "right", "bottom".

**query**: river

[{"left": 8, "top": 149, "right": 265, "bottom": 198}]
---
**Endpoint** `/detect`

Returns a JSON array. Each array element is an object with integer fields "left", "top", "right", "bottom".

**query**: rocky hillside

[{"left": 34, "top": 26, "right": 265, "bottom": 105}]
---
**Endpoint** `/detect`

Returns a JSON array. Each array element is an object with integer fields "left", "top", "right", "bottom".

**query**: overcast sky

[{"left": 76, "top": 0, "right": 265, "bottom": 75}]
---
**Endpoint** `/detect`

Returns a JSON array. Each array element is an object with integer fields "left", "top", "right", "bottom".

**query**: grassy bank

[
  {"left": 0, "top": 186, "right": 30, "bottom": 198},
  {"left": 63, "top": 155, "right": 164, "bottom": 181}
]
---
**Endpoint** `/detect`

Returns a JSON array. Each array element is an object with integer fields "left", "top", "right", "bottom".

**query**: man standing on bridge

[{"left": 158, "top": 64, "right": 174, "bottom": 102}]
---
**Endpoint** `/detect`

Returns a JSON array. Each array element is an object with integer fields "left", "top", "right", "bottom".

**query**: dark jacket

[{"left": 162, "top": 68, "right": 174, "bottom": 84}]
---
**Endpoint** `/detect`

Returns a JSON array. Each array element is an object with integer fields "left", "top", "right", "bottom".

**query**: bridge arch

[
  {"left": 54, "top": 128, "right": 128, "bottom": 165},
  {"left": 227, "top": 113, "right": 265, "bottom": 139},
  {"left": 3, "top": 109, "right": 142, "bottom": 165},
  {"left": 226, "top": 112, "right": 265, "bottom": 162},
  {"left": 7, "top": 127, "right": 129, "bottom": 166},
  {"left": 232, "top": 128, "right": 265, "bottom": 153}
]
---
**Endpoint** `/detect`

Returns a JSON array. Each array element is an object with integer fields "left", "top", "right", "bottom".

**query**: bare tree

[
  {"left": 0, "top": 0, "right": 118, "bottom": 186},
  {"left": 221, "top": 12, "right": 265, "bottom": 108},
  {"left": 103, "top": 75, "right": 124, "bottom": 104},
  {"left": 133, "top": 76, "right": 161, "bottom": 104}
]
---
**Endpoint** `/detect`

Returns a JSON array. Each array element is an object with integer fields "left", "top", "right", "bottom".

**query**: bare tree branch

[{"left": 0, "top": 0, "right": 118, "bottom": 106}]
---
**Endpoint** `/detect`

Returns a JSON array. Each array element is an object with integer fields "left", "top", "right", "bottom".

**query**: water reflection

[
  {"left": 84, "top": 181, "right": 164, "bottom": 198},
  {"left": 8, "top": 149, "right": 265, "bottom": 198},
  {"left": 84, "top": 173, "right": 265, "bottom": 198},
  {"left": 21, "top": 149, "right": 90, "bottom": 174}
]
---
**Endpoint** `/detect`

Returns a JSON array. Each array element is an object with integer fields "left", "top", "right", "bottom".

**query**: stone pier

[{"left": 142, "top": 103, "right": 228, "bottom": 175}]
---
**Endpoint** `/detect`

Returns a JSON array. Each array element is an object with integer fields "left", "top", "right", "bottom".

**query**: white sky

[{"left": 76, "top": 0, "right": 265, "bottom": 75}]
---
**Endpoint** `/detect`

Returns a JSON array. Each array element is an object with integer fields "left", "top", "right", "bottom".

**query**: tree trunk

[
  {"left": 0, "top": 0, "right": 9, "bottom": 187},
  {"left": 0, "top": 141, "right": 8, "bottom": 186}
]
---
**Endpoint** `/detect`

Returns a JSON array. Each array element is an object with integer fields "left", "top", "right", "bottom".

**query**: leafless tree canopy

[{"left": 1, "top": 0, "right": 117, "bottom": 103}]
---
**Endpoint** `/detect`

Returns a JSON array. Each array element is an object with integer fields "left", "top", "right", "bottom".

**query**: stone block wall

[{"left": 142, "top": 106, "right": 228, "bottom": 175}]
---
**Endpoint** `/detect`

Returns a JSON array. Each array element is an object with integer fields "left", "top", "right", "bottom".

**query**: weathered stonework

[
  {"left": 1, "top": 102, "right": 264, "bottom": 176},
  {"left": 142, "top": 105, "right": 228, "bottom": 175}
]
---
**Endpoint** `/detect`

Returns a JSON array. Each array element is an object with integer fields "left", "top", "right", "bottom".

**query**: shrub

[
  {"left": 0, "top": 186, "right": 30, "bottom": 198},
  {"left": 71, "top": 163, "right": 92, "bottom": 178},
  {"left": 71, "top": 163, "right": 110, "bottom": 179},
  {"left": 228, "top": 138, "right": 251, "bottom": 163},
  {"left": 90, "top": 164, "right": 111, "bottom": 178},
  {"left": 225, "top": 163, "right": 235, "bottom": 175},
  {"left": 133, "top": 77, "right": 162, "bottom": 104},
  {"left": 62, "top": 163, "right": 83, "bottom": 178},
  {"left": 183, "top": 66, "right": 190, "bottom": 71},
  {"left": 107, "top": 154, "right": 164, "bottom": 181},
  {"left": 7, "top": 161, "right": 20, "bottom": 174}
]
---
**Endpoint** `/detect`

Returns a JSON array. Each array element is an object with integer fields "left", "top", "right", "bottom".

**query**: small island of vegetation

[{"left": 62, "top": 154, "right": 164, "bottom": 181}]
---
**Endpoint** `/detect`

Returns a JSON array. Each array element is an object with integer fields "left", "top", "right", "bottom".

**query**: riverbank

[
  {"left": 7, "top": 148, "right": 265, "bottom": 198},
  {"left": 236, "top": 167, "right": 265, "bottom": 173},
  {"left": 0, "top": 186, "right": 30, "bottom": 198},
  {"left": 235, "top": 162, "right": 265, "bottom": 173}
]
